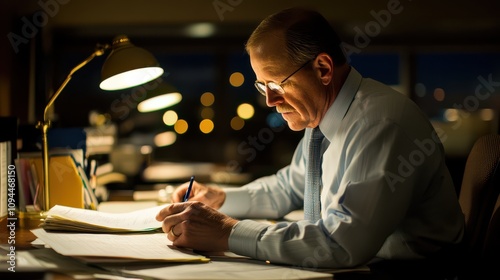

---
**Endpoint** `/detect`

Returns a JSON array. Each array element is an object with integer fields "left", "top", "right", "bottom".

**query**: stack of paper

[
  {"left": 33, "top": 204, "right": 211, "bottom": 263},
  {"left": 31, "top": 229, "right": 208, "bottom": 263},
  {"left": 41, "top": 204, "right": 166, "bottom": 233}
]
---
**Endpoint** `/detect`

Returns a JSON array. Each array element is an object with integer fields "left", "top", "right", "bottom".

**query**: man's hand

[
  {"left": 171, "top": 180, "right": 226, "bottom": 209},
  {"left": 156, "top": 201, "right": 238, "bottom": 252}
]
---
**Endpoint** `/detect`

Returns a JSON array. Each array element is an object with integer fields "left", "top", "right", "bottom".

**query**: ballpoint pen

[{"left": 183, "top": 176, "right": 195, "bottom": 202}]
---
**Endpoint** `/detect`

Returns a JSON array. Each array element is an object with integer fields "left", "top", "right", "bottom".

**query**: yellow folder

[{"left": 30, "top": 155, "right": 84, "bottom": 209}]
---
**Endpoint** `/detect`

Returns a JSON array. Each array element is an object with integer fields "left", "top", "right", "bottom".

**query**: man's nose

[{"left": 265, "top": 89, "right": 283, "bottom": 107}]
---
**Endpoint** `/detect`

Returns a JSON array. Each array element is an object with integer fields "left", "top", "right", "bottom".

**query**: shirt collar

[{"left": 318, "top": 67, "right": 362, "bottom": 142}]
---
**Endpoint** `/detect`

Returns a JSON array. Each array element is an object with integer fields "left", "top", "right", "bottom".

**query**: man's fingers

[
  {"left": 156, "top": 201, "right": 205, "bottom": 223},
  {"left": 156, "top": 203, "right": 186, "bottom": 221},
  {"left": 171, "top": 184, "right": 188, "bottom": 203},
  {"left": 172, "top": 180, "right": 198, "bottom": 203},
  {"left": 166, "top": 222, "right": 184, "bottom": 241}
]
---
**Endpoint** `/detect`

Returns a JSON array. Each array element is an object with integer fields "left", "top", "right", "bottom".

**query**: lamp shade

[
  {"left": 99, "top": 35, "right": 164, "bottom": 91},
  {"left": 137, "top": 82, "right": 182, "bottom": 113}
]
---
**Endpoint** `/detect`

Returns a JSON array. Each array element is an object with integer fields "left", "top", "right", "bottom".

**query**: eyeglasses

[{"left": 254, "top": 59, "right": 312, "bottom": 96}]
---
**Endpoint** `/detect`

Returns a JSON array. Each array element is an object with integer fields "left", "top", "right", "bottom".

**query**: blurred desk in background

[{"left": 142, "top": 161, "right": 251, "bottom": 185}]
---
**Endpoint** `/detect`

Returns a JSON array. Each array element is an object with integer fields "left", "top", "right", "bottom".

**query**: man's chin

[
  {"left": 287, "top": 125, "right": 305, "bottom": 131},
  {"left": 283, "top": 119, "right": 306, "bottom": 131},
  {"left": 280, "top": 113, "right": 305, "bottom": 130}
]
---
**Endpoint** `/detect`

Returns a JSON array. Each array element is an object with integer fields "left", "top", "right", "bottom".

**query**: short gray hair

[{"left": 245, "top": 7, "right": 347, "bottom": 67}]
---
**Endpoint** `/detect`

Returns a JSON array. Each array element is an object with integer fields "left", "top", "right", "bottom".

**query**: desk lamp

[{"left": 37, "top": 35, "right": 164, "bottom": 211}]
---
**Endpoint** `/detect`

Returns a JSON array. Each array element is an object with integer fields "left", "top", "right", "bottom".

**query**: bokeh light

[
  {"left": 163, "top": 110, "right": 178, "bottom": 126},
  {"left": 229, "top": 72, "right": 244, "bottom": 87},
  {"left": 200, "top": 92, "right": 215, "bottom": 106},
  {"left": 230, "top": 116, "right": 245, "bottom": 130},
  {"left": 237, "top": 103, "right": 254, "bottom": 119},
  {"left": 433, "top": 88, "right": 445, "bottom": 101},
  {"left": 199, "top": 119, "right": 214, "bottom": 134},
  {"left": 266, "top": 113, "right": 286, "bottom": 128},
  {"left": 201, "top": 107, "right": 215, "bottom": 119},
  {"left": 174, "top": 119, "right": 189, "bottom": 134},
  {"left": 480, "top": 108, "right": 495, "bottom": 121},
  {"left": 154, "top": 131, "right": 177, "bottom": 147}
]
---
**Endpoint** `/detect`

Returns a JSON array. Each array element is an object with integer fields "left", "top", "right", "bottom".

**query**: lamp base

[{"left": 17, "top": 211, "right": 47, "bottom": 229}]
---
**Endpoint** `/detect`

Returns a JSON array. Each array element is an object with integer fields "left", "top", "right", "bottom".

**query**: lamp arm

[
  {"left": 38, "top": 43, "right": 109, "bottom": 211},
  {"left": 43, "top": 44, "right": 110, "bottom": 122}
]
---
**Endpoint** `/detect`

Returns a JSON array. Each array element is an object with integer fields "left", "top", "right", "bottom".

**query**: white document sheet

[{"left": 31, "top": 228, "right": 208, "bottom": 262}]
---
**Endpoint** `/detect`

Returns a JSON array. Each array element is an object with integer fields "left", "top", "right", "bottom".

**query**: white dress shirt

[{"left": 219, "top": 67, "right": 465, "bottom": 268}]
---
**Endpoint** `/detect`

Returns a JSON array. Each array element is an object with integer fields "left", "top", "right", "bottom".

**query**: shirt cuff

[
  {"left": 218, "top": 187, "right": 251, "bottom": 217},
  {"left": 228, "top": 219, "right": 269, "bottom": 259}
]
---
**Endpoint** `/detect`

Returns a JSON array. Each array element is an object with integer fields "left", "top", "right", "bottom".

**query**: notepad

[{"left": 41, "top": 204, "right": 167, "bottom": 233}]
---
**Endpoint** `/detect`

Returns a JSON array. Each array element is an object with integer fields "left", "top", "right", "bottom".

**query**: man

[{"left": 156, "top": 7, "right": 464, "bottom": 269}]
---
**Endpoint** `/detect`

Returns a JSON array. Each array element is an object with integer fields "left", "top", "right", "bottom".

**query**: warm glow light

[
  {"left": 154, "top": 131, "right": 177, "bottom": 147},
  {"left": 89, "top": 111, "right": 108, "bottom": 126},
  {"left": 87, "top": 135, "right": 115, "bottom": 147},
  {"left": 138, "top": 92, "right": 182, "bottom": 112},
  {"left": 100, "top": 67, "right": 164, "bottom": 90},
  {"left": 140, "top": 145, "right": 153, "bottom": 154},
  {"left": 201, "top": 107, "right": 214, "bottom": 119},
  {"left": 163, "top": 110, "right": 178, "bottom": 126},
  {"left": 444, "top": 109, "right": 459, "bottom": 122},
  {"left": 185, "top": 23, "right": 216, "bottom": 38},
  {"left": 229, "top": 72, "right": 245, "bottom": 87},
  {"left": 199, "top": 119, "right": 214, "bottom": 134},
  {"left": 174, "top": 119, "right": 189, "bottom": 134},
  {"left": 433, "top": 88, "right": 445, "bottom": 101},
  {"left": 200, "top": 92, "right": 215, "bottom": 106},
  {"left": 237, "top": 103, "right": 254, "bottom": 119},
  {"left": 230, "top": 116, "right": 245, "bottom": 130},
  {"left": 480, "top": 108, "right": 495, "bottom": 121}
]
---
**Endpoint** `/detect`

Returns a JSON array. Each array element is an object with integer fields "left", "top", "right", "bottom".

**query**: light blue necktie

[{"left": 304, "top": 127, "right": 324, "bottom": 222}]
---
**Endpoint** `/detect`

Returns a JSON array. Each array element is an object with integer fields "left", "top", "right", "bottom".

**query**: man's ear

[{"left": 314, "top": 53, "right": 334, "bottom": 85}]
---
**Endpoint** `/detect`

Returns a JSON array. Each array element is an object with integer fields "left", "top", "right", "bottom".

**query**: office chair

[{"left": 458, "top": 133, "right": 500, "bottom": 277}]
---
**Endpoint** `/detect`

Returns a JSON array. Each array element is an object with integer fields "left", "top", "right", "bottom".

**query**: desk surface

[
  {"left": 0, "top": 205, "right": 338, "bottom": 280},
  {"left": 0, "top": 202, "right": 458, "bottom": 280}
]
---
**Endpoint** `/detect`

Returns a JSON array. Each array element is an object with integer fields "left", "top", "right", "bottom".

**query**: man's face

[{"left": 248, "top": 32, "right": 327, "bottom": 131}]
